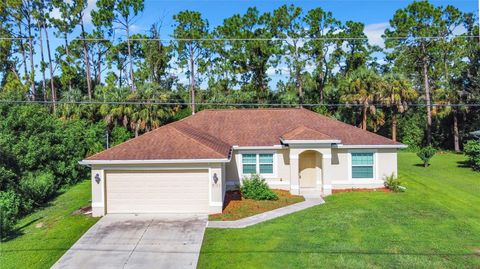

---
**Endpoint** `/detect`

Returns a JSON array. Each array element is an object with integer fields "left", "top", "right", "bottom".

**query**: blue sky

[
  {"left": 120, "top": 0, "right": 477, "bottom": 40},
  {"left": 45, "top": 0, "right": 478, "bottom": 85}
]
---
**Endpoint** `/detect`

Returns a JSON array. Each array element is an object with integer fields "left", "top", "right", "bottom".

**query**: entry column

[
  {"left": 322, "top": 153, "right": 333, "bottom": 195},
  {"left": 289, "top": 152, "right": 300, "bottom": 195}
]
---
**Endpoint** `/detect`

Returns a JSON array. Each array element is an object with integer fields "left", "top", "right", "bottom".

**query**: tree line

[{"left": 0, "top": 0, "right": 479, "bottom": 151}]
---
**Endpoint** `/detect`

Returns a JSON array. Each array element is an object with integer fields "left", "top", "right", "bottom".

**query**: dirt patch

[
  {"left": 209, "top": 189, "right": 305, "bottom": 221},
  {"left": 72, "top": 205, "right": 92, "bottom": 216},
  {"left": 332, "top": 188, "right": 391, "bottom": 194}
]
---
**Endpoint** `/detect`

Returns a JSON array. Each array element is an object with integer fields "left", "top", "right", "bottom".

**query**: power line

[
  {"left": 0, "top": 100, "right": 479, "bottom": 107},
  {"left": 0, "top": 36, "right": 478, "bottom": 41}
]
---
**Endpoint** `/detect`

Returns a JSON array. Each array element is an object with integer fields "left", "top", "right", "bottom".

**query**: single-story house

[{"left": 80, "top": 108, "right": 406, "bottom": 216}]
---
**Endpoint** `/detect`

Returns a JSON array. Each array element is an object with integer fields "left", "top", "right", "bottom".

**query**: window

[
  {"left": 351, "top": 152, "right": 374, "bottom": 178},
  {"left": 242, "top": 153, "right": 274, "bottom": 175},
  {"left": 242, "top": 154, "right": 257, "bottom": 174},
  {"left": 259, "top": 154, "right": 273, "bottom": 174}
]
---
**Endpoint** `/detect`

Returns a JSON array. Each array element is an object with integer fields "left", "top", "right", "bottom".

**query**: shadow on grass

[
  {"left": 1, "top": 216, "right": 44, "bottom": 242},
  {"left": 457, "top": 160, "right": 471, "bottom": 168},
  {"left": 200, "top": 249, "right": 476, "bottom": 257}
]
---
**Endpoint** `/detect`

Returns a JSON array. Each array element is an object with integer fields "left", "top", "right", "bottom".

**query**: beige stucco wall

[
  {"left": 225, "top": 149, "right": 291, "bottom": 190},
  {"left": 331, "top": 148, "right": 398, "bottom": 189},
  {"left": 225, "top": 147, "right": 399, "bottom": 193},
  {"left": 90, "top": 162, "right": 224, "bottom": 217}
]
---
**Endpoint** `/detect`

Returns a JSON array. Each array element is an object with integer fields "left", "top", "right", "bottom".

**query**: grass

[
  {"left": 199, "top": 152, "right": 480, "bottom": 268},
  {"left": 209, "top": 189, "right": 305, "bottom": 221},
  {"left": 0, "top": 180, "right": 98, "bottom": 269}
]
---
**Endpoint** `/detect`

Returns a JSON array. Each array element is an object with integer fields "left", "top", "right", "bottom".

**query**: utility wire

[
  {"left": 0, "top": 100, "right": 479, "bottom": 107},
  {"left": 0, "top": 36, "right": 479, "bottom": 41}
]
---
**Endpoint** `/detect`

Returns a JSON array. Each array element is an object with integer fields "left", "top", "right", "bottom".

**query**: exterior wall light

[
  {"left": 95, "top": 173, "right": 101, "bottom": 184},
  {"left": 213, "top": 173, "right": 219, "bottom": 184}
]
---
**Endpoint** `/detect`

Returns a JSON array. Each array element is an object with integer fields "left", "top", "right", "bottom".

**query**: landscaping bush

[
  {"left": 240, "top": 174, "right": 278, "bottom": 200},
  {"left": 464, "top": 140, "right": 480, "bottom": 171},
  {"left": 417, "top": 146, "right": 437, "bottom": 167},
  {"left": 0, "top": 104, "right": 106, "bottom": 227},
  {"left": 384, "top": 174, "right": 405, "bottom": 192},
  {"left": 20, "top": 172, "right": 56, "bottom": 206},
  {"left": 0, "top": 190, "right": 20, "bottom": 238}
]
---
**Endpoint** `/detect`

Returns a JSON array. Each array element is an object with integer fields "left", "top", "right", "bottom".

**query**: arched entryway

[{"left": 298, "top": 150, "right": 322, "bottom": 193}]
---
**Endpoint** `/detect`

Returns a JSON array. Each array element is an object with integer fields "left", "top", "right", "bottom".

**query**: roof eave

[
  {"left": 281, "top": 139, "right": 342, "bottom": 144},
  {"left": 79, "top": 157, "right": 231, "bottom": 166},
  {"left": 332, "top": 144, "right": 408, "bottom": 149}
]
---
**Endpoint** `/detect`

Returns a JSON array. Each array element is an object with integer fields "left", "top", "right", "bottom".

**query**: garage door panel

[
  {"left": 107, "top": 192, "right": 209, "bottom": 200},
  {"left": 106, "top": 170, "right": 209, "bottom": 213}
]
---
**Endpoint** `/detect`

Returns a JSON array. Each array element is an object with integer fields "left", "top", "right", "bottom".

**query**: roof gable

[{"left": 281, "top": 125, "right": 336, "bottom": 141}]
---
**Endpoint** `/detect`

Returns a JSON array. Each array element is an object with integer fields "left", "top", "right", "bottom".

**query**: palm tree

[
  {"left": 381, "top": 73, "right": 418, "bottom": 142},
  {"left": 340, "top": 68, "right": 383, "bottom": 130}
]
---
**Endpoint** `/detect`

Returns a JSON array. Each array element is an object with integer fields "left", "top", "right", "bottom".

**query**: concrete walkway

[
  {"left": 207, "top": 197, "right": 324, "bottom": 229},
  {"left": 52, "top": 214, "right": 207, "bottom": 269}
]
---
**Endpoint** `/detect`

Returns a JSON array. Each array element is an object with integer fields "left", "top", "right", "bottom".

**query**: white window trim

[
  {"left": 348, "top": 149, "right": 377, "bottom": 180},
  {"left": 238, "top": 150, "right": 277, "bottom": 179}
]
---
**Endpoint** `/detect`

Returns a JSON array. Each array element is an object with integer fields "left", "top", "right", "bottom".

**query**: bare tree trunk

[
  {"left": 392, "top": 111, "right": 398, "bottom": 142},
  {"left": 97, "top": 47, "right": 102, "bottom": 82},
  {"left": 37, "top": 21, "right": 46, "bottom": 99},
  {"left": 126, "top": 23, "right": 135, "bottom": 91},
  {"left": 64, "top": 33, "right": 72, "bottom": 92},
  {"left": 44, "top": 25, "right": 56, "bottom": 112},
  {"left": 17, "top": 22, "right": 29, "bottom": 85},
  {"left": 422, "top": 44, "right": 432, "bottom": 145},
  {"left": 27, "top": 16, "right": 36, "bottom": 100},
  {"left": 80, "top": 18, "right": 92, "bottom": 100},
  {"left": 362, "top": 103, "right": 368, "bottom": 130},
  {"left": 453, "top": 109, "right": 460, "bottom": 152},
  {"left": 189, "top": 45, "right": 196, "bottom": 115},
  {"left": 294, "top": 44, "right": 303, "bottom": 107}
]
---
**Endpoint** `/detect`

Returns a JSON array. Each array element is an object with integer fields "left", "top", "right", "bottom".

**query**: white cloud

[
  {"left": 364, "top": 22, "right": 389, "bottom": 48},
  {"left": 48, "top": 0, "right": 96, "bottom": 25},
  {"left": 83, "top": 0, "right": 97, "bottom": 25}
]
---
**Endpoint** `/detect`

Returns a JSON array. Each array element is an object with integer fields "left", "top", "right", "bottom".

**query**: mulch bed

[
  {"left": 209, "top": 189, "right": 305, "bottom": 221},
  {"left": 332, "top": 188, "right": 391, "bottom": 194}
]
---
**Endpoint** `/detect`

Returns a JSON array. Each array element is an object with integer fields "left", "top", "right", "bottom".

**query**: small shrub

[
  {"left": 240, "top": 174, "right": 278, "bottom": 200},
  {"left": 384, "top": 174, "right": 405, "bottom": 192},
  {"left": 417, "top": 146, "right": 437, "bottom": 167},
  {"left": 20, "top": 172, "right": 56, "bottom": 206},
  {"left": 464, "top": 140, "right": 480, "bottom": 171},
  {"left": 0, "top": 190, "right": 20, "bottom": 238}
]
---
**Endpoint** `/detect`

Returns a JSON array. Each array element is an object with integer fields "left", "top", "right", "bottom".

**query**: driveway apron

[{"left": 52, "top": 214, "right": 207, "bottom": 269}]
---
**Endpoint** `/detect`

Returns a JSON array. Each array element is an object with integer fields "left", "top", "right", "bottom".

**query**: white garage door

[{"left": 106, "top": 170, "right": 209, "bottom": 214}]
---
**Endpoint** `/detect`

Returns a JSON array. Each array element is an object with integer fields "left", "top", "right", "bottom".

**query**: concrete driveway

[{"left": 52, "top": 214, "right": 207, "bottom": 269}]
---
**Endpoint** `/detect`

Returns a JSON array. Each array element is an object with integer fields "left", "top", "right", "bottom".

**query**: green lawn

[
  {"left": 0, "top": 180, "right": 98, "bottom": 269},
  {"left": 199, "top": 152, "right": 480, "bottom": 268}
]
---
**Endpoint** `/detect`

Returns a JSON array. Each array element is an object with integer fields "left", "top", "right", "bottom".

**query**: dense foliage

[
  {"left": 0, "top": 104, "right": 105, "bottom": 238},
  {"left": 464, "top": 140, "right": 480, "bottom": 171},
  {"left": 240, "top": 174, "right": 278, "bottom": 201}
]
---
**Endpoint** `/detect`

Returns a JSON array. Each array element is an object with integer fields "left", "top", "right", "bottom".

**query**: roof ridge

[
  {"left": 169, "top": 127, "right": 226, "bottom": 159},
  {"left": 172, "top": 121, "right": 232, "bottom": 156},
  {"left": 300, "top": 108, "right": 400, "bottom": 144},
  {"left": 281, "top": 124, "right": 336, "bottom": 140}
]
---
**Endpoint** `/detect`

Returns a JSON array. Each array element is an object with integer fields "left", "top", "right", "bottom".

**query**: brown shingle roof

[{"left": 86, "top": 108, "right": 401, "bottom": 161}]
